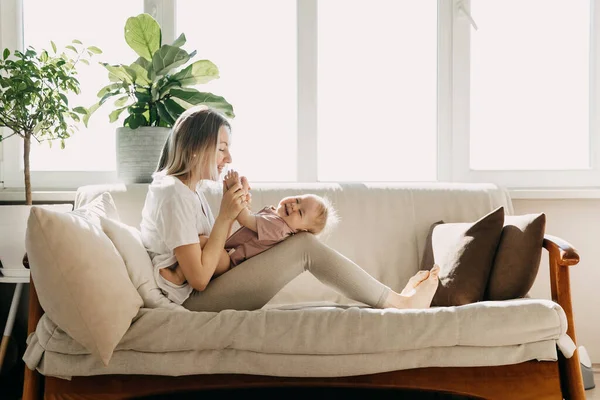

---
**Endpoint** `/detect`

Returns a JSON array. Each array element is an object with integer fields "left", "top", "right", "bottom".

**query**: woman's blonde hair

[{"left": 156, "top": 105, "right": 231, "bottom": 181}]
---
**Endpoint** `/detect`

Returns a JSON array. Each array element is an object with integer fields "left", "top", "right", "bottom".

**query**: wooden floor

[{"left": 585, "top": 370, "right": 599, "bottom": 399}]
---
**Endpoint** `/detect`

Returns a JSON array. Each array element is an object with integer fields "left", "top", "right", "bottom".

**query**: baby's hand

[{"left": 224, "top": 170, "right": 240, "bottom": 190}]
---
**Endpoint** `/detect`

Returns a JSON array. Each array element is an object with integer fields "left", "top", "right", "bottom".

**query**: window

[
  {"left": 469, "top": 0, "right": 590, "bottom": 171},
  {"left": 317, "top": 0, "right": 438, "bottom": 182},
  {"left": 177, "top": 0, "right": 297, "bottom": 182},
  {"left": 23, "top": 0, "right": 143, "bottom": 172}
]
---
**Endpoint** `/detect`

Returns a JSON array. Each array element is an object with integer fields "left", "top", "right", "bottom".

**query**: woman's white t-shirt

[{"left": 140, "top": 173, "right": 215, "bottom": 304}]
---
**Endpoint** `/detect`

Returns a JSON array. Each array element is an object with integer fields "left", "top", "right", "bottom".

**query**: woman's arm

[
  {"left": 174, "top": 181, "right": 246, "bottom": 291},
  {"left": 199, "top": 235, "right": 231, "bottom": 277}
]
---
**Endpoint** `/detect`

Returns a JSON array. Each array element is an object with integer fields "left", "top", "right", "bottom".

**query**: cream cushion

[
  {"left": 99, "top": 216, "right": 186, "bottom": 311},
  {"left": 25, "top": 194, "right": 143, "bottom": 366}
]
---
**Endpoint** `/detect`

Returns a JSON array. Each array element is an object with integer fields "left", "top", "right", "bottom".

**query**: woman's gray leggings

[{"left": 182, "top": 233, "right": 391, "bottom": 312}]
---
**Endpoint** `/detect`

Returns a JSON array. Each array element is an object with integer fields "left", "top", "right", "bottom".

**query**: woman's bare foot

[
  {"left": 400, "top": 270, "right": 430, "bottom": 295},
  {"left": 385, "top": 265, "right": 440, "bottom": 309}
]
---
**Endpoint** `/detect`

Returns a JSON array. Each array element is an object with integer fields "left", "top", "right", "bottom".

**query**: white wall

[{"left": 513, "top": 199, "right": 600, "bottom": 363}]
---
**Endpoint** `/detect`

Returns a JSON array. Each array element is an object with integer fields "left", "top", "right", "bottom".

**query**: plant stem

[{"left": 24, "top": 132, "right": 32, "bottom": 205}]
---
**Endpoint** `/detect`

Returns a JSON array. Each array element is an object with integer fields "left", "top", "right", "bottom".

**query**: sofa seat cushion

[{"left": 24, "top": 299, "right": 573, "bottom": 377}]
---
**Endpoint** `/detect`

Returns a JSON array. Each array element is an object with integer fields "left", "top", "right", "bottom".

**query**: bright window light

[
  {"left": 470, "top": 0, "right": 590, "bottom": 170},
  {"left": 177, "top": 0, "right": 297, "bottom": 182},
  {"left": 23, "top": 0, "right": 143, "bottom": 171},
  {"left": 317, "top": 0, "right": 438, "bottom": 182}
]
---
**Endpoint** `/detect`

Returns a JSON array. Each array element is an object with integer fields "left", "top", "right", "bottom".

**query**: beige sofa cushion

[
  {"left": 99, "top": 216, "right": 186, "bottom": 311},
  {"left": 421, "top": 207, "right": 505, "bottom": 306},
  {"left": 25, "top": 194, "right": 143, "bottom": 366},
  {"left": 486, "top": 213, "right": 546, "bottom": 300}
]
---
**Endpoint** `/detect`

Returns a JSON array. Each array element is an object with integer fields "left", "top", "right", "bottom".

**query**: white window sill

[
  {"left": 0, "top": 188, "right": 77, "bottom": 202},
  {"left": 509, "top": 188, "right": 600, "bottom": 200},
  {"left": 3, "top": 187, "right": 600, "bottom": 202}
]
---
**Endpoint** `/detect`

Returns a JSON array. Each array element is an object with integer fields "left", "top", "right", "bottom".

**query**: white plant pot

[{"left": 116, "top": 127, "right": 171, "bottom": 184}]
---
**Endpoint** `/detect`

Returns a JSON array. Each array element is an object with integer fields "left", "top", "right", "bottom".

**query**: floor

[{"left": 587, "top": 370, "right": 600, "bottom": 399}]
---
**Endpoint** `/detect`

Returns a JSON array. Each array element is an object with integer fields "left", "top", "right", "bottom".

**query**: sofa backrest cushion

[
  {"left": 75, "top": 182, "right": 514, "bottom": 306},
  {"left": 420, "top": 206, "right": 505, "bottom": 306},
  {"left": 25, "top": 193, "right": 143, "bottom": 366},
  {"left": 485, "top": 213, "right": 546, "bottom": 300}
]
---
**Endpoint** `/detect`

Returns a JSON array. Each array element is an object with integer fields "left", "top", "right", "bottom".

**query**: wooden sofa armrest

[{"left": 542, "top": 234, "right": 585, "bottom": 399}]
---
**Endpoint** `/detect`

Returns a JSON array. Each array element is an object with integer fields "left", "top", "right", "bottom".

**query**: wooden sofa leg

[{"left": 22, "top": 281, "right": 44, "bottom": 400}]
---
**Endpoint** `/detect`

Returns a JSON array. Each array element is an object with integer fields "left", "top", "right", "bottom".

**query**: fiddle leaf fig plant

[
  {"left": 84, "top": 13, "right": 234, "bottom": 129},
  {"left": 0, "top": 41, "right": 99, "bottom": 204}
]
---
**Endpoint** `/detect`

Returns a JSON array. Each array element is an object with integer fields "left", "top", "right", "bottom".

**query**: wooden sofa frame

[{"left": 21, "top": 234, "right": 586, "bottom": 400}]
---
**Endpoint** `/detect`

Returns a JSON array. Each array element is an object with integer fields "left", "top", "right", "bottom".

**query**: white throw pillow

[
  {"left": 25, "top": 196, "right": 143, "bottom": 366},
  {"left": 70, "top": 191, "right": 120, "bottom": 226},
  {"left": 99, "top": 216, "right": 187, "bottom": 311}
]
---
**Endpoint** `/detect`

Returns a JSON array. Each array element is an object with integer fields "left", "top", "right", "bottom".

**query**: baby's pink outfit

[{"left": 225, "top": 206, "right": 295, "bottom": 267}]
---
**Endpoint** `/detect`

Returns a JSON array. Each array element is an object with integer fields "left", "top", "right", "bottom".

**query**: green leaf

[
  {"left": 87, "top": 46, "right": 102, "bottom": 54},
  {"left": 152, "top": 45, "right": 190, "bottom": 77},
  {"left": 65, "top": 45, "right": 77, "bottom": 53},
  {"left": 73, "top": 106, "right": 88, "bottom": 114},
  {"left": 3, "top": 49, "right": 9, "bottom": 60},
  {"left": 134, "top": 90, "right": 152, "bottom": 103},
  {"left": 128, "top": 113, "right": 146, "bottom": 129},
  {"left": 156, "top": 101, "right": 175, "bottom": 126},
  {"left": 170, "top": 60, "right": 219, "bottom": 86},
  {"left": 79, "top": 59, "right": 89, "bottom": 65},
  {"left": 83, "top": 102, "right": 101, "bottom": 127},
  {"left": 128, "top": 62, "right": 151, "bottom": 85},
  {"left": 124, "top": 13, "right": 161, "bottom": 61},
  {"left": 169, "top": 88, "right": 235, "bottom": 118},
  {"left": 51, "top": 41, "right": 57, "bottom": 53},
  {"left": 59, "top": 93, "right": 68, "bottom": 105},
  {"left": 163, "top": 98, "right": 186, "bottom": 121},
  {"left": 97, "top": 83, "right": 122, "bottom": 98},
  {"left": 109, "top": 106, "right": 128, "bottom": 123},
  {"left": 101, "top": 63, "right": 136, "bottom": 84},
  {"left": 114, "top": 95, "right": 130, "bottom": 107},
  {"left": 172, "top": 33, "right": 186, "bottom": 48},
  {"left": 72, "top": 39, "right": 82, "bottom": 45}
]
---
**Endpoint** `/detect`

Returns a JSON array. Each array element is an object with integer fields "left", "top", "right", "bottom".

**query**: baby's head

[{"left": 275, "top": 194, "right": 338, "bottom": 236}]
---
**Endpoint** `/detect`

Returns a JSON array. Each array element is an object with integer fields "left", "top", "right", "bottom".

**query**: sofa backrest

[{"left": 75, "top": 182, "right": 513, "bottom": 307}]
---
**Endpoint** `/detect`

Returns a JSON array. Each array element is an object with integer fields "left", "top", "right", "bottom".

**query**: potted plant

[
  {"left": 0, "top": 41, "right": 100, "bottom": 205},
  {"left": 84, "top": 13, "right": 235, "bottom": 184}
]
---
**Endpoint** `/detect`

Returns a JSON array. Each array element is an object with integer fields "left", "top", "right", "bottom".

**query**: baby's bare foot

[
  {"left": 224, "top": 170, "right": 239, "bottom": 190},
  {"left": 240, "top": 176, "right": 251, "bottom": 192},
  {"left": 401, "top": 270, "right": 430, "bottom": 295}
]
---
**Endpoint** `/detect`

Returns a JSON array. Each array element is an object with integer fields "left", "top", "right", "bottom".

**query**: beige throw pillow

[
  {"left": 420, "top": 207, "right": 505, "bottom": 306},
  {"left": 99, "top": 216, "right": 186, "bottom": 311},
  {"left": 485, "top": 213, "right": 546, "bottom": 300},
  {"left": 25, "top": 197, "right": 143, "bottom": 366}
]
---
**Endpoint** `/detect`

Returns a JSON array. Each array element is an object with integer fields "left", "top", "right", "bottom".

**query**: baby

[{"left": 160, "top": 170, "right": 338, "bottom": 285}]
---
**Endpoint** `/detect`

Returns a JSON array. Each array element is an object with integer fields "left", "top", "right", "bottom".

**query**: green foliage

[
  {"left": 0, "top": 41, "right": 99, "bottom": 146},
  {"left": 85, "top": 13, "right": 234, "bottom": 129}
]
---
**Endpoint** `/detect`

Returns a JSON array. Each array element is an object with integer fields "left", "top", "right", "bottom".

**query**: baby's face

[{"left": 276, "top": 195, "right": 321, "bottom": 232}]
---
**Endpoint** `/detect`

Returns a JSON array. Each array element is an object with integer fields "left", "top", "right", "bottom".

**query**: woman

[{"left": 140, "top": 105, "right": 440, "bottom": 312}]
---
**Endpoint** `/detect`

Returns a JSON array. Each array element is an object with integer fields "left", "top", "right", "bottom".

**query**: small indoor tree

[{"left": 0, "top": 41, "right": 100, "bottom": 204}]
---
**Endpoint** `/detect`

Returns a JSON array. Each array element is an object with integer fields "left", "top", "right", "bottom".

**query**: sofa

[{"left": 21, "top": 182, "right": 586, "bottom": 399}]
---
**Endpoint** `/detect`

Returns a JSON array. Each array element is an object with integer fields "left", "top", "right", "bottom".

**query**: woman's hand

[{"left": 219, "top": 179, "right": 247, "bottom": 222}]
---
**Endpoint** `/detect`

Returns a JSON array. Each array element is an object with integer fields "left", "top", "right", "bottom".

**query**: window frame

[
  {"left": 1, "top": 0, "right": 598, "bottom": 190},
  {"left": 450, "top": 0, "right": 600, "bottom": 188}
]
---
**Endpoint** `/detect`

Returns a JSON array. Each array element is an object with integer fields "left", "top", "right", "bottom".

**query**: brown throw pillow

[
  {"left": 485, "top": 213, "right": 546, "bottom": 300},
  {"left": 420, "top": 207, "right": 505, "bottom": 306}
]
